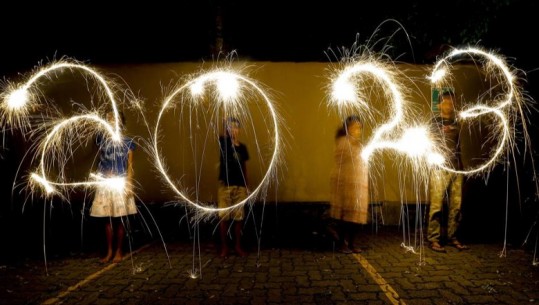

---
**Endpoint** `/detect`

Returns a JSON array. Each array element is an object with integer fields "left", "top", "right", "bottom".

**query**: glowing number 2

[
  {"left": 328, "top": 58, "right": 429, "bottom": 162},
  {"left": 1, "top": 61, "right": 128, "bottom": 195}
]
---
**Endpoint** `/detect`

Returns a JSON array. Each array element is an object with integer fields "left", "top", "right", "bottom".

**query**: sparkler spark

[
  {"left": 428, "top": 47, "right": 522, "bottom": 175},
  {"left": 89, "top": 173, "right": 127, "bottom": 192},
  {"left": 1, "top": 59, "right": 125, "bottom": 135},
  {"left": 326, "top": 50, "right": 436, "bottom": 260},
  {"left": 6, "top": 87, "right": 29, "bottom": 110},
  {"left": 152, "top": 67, "right": 281, "bottom": 217},
  {"left": 328, "top": 55, "right": 431, "bottom": 168},
  {"left": 2, "top": 59, "right": 135, "bottom": 198},
  {"left": 30, "top": 113, "right": 124, "bottom": 196},
  {"left": 326, "top": 43, "right": 534, "bottom": 261},
  {"left": 3, "top": 58, "right": 174, "bottom": 274},
  {"left": 427, "top": 47, "right": 539, "bottom": 262},
  {"left": 328, "top": 47, "right": 526, "bottom": 177}
]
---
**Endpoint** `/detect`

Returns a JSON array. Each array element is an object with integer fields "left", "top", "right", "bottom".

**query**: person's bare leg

[
  {"left": 337, "top": 221, "right": 351, "bottom": 253},
  {"left": 348, "top": 223, "right": 362, "bottom": 253},
  {"left": 234, "top": 221, "right": 246, "bottom": 257},
  {"left": 112, "top": 222, "right": 125, "bottom": 263},
  {"left": 219, "top": 220, "right": 230, "bottom": 257},
  {"left": 101, "top": 221, "right": 113, "bottom": 263}
]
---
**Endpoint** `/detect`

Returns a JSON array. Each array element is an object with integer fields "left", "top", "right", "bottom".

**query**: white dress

[
  {"left": 90, "top": 135, "right": 137, "bottom": 217},
  {"left": 329, "top": 135, "right": 369, "bottom": 224}
]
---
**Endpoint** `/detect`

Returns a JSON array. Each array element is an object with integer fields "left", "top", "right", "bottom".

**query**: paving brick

[
  {"left": 2, "top": 226, "right": 539, "bottom": 304},
  {"left": 462, "top": 294, "right": 499, "bottom": 304}
]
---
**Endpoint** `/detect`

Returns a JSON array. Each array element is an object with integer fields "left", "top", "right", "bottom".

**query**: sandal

[
  {"left": 338, "top": 246, "right": 353, "bottom": 254},
  {"left": 351, "top": 247, "right": 363, "bottom": 253},
  {"left": 429, "top": 241, "right": 446, "bottom": 253},
  {"left": 449, "top": 240, "right": 469, "bottom": 250}
]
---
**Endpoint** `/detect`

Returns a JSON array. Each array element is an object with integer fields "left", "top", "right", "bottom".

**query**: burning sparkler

[
  {"left": 2, "top": 59, "right": 137, "bottom": 198},
  {"left": 152, "top": 65, "right": 281, "bottom": 218},
  {"left": 428, "top": 47, "right": 524, "bottom": 176}
]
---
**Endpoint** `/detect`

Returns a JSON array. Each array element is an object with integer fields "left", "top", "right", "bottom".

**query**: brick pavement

[{"left": 1, "top": 226, "right": 538, "bottom": 305}]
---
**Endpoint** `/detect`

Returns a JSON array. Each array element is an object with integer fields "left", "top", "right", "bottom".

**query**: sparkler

[
  {"left": 30, "top": 113, "right": 123, "bottom": 196},
  {"left": 328, "top": 47, "right": 526, "bottom": 177},
  {"left": 428, "top": 47, "right": 523, "bottom": 176},
  {"left": 326, "top": 51, "right": 435, "bottom": 262},
  {"left": 2, "top": 59, "right": 173, "bottom": 274},
  {"left": 1, "top": 59, "right": 134, "bottom": 198},
  {"left": 327, "top": 45, "right": 534, "bottom": 262},
  {"left": 429, "top": 47, "right": 537, "bottom": 260},
  {"left": 1, "top": 59, "right": 124, "bottom": 135},
  {"left": 152, "top": 67, "right": 281, "bottom": 217},
  {"left": 328, "top": 54, "right": 433, "bottom": 173}
]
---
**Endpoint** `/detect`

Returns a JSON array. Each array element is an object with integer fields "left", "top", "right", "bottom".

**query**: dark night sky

[{"left": 0, "top": 1, "right": 537, "bottom": 75}]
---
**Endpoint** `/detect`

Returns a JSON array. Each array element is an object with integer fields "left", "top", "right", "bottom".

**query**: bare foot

[
  {"left": 429, "top": 241, "right": 446, "bottom": 253},
  {"left": 112, "top": 252, "right": 123, "bottom": 263},
  {"left": 100, "top": 252, "right": 113, "bottom": 263},
  {"left": 338, "top": 245, "right": 352, "bottom": 254},
  {"left": 448, "top": 240, "right": 470, "bottom": 250},
  {"left": 235, "top": 246, "right": 247, "bottom": 257},
  {"left": 220, "top": 247, "right": 230, "bottom": 258},
  {"left": 351, "top": 246, "right": 363, "bottom": 253}
]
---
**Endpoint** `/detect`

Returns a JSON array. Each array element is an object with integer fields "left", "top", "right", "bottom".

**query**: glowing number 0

[{"left": 153, "top": 69, "right": 280, "bottom": 214}]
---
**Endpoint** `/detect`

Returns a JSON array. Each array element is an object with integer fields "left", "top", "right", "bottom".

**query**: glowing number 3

[{"left": 429, "top": 48, "right": 516, "bottom": 175}]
